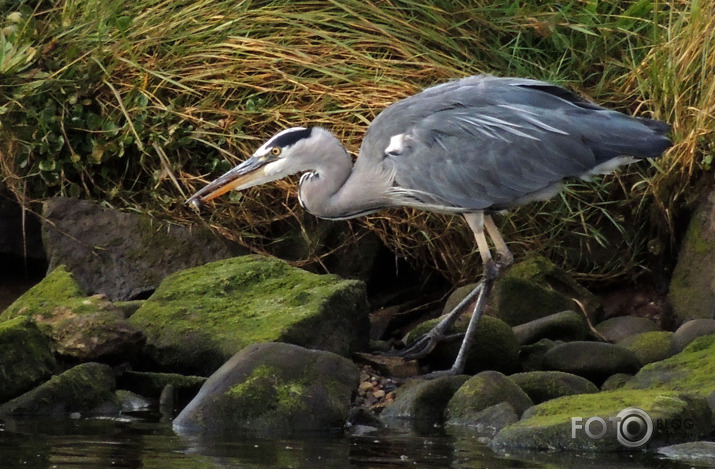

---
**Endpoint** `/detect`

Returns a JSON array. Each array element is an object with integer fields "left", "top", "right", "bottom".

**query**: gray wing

[{"left": 359, "top": 75, "right": 671, "bottom": 211}]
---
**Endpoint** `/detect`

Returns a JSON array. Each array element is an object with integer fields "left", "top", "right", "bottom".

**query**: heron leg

[
  {"left": 397, "top": 280, "right": 485, "bottom": 360},
  {"left": 399, "top": 212, "right": 511, "bottom": 377},
  {"left": 484, "top": 214, "right": 514, "bottom": 267}
]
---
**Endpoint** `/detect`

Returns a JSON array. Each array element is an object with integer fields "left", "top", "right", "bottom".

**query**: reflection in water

[{"left": 0, "top": 416, "right": 703, "bottom": 469}]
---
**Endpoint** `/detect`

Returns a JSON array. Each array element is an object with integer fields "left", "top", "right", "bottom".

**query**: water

[{"left": 0, "top": 416, "right": 700, "bottom": 469}]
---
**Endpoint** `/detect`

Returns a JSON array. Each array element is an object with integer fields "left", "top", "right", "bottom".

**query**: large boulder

[
  {"left": 129, "top": 255, "right": 369, "bottom": 375},
  {"left": 172, "top": 342, "right": 358, "bottom": 434},
  {"left": 490, "top": 254, "right": 600, "bottom": 326},
  {"left": 0, "top": 362, "right": 119, "bottom": 417},
  {"left": 0, "top": 317, "right": 56, "bottom": 402},
  {"left": 668, "top": 189, "right": 715, "bottom": 323},
  {"left": 41, "top": 197, "right": 242, "bottom": 300},
  {"left": 1, "top": 266, "right": 145, "bottom": 362}
]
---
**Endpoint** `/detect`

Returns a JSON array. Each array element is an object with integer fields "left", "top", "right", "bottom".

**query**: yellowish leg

[{"left": 483, "top": 214, "right": 514, "bottom": 266}]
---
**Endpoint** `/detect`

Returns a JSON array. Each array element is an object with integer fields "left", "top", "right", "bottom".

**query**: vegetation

[{"left": 1, "top": 0, "right": 712, "bottom": 285}]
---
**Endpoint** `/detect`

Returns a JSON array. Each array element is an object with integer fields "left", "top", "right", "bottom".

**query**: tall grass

[{"left": 0, "top": 0, "right": 711, "bottom": 285}]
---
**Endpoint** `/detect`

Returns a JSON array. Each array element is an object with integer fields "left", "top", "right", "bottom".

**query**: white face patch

[
  {"left": 254, "top": 127, "right": 308, "bottom": 157},
  {"left": 384, "top": 134, "right": 406, "bottom": 155}
]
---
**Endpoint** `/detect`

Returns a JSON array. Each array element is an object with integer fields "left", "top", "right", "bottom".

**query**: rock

[
  {"left": 445, "top": 371, "right": 533, "bottom": 428},
  {"left": 509, "top": 371, "right": 598, "bottom": 404},
  {"left": 672, "top": 319, "right": 715, "bottom": 353},
  {"left": 512, "top": 310, "right": 588, "bottom": 345},
  {"left": 129, "top": 255, "right": 369, "bottom": 375},
  {"left": 172, "top": 342, "right": 358, "bottom": 435},
  {"left": 601, "top": 373, "right": 633, "bottom": 391},
  {"left": 519, "top": 338, "right": 556, "bottom": 371},
  {"left": 658, "top": 441, "right": 715, "bottom": 466},
  {"left": 490, "top": 253, "right": 600, "bottom": 326},
  {"left": 405, "top": 315, "right": 520, "bottom": 375},
  {"left": 491, "top": 389, "right": 712, "bottom": 452},
  {"left": 41, "top": 197, "right": 242, "bottom": 301},
  {"left": 541, "top": 341, "right": 641, "bottom": 385},
  {"left": 625, "top": 334, "right": 715, "bottom": 399},
  {"left": 1, "top": 267, "right": 146, "bottom": 362},
  {"left": 50, "top": 310, "right": 146, "bottom": 362},
  {"left": 0, "top": 362, "right": 119, "bottom": 417},
  {"left": 618, "top": 330, "right": 674, "bottom": 366},
  {"left": 668, "top": 189, "right": 715, "bottom": 323},
  {"left": 353, "top": 353, "right": 420, "bottom": 378},
  {"left": 381, "top": 375, "right": 469, "bottom": 425},
  {"left": 595, "top": 316, "right": 659, "bottom": 343},
  {"left": 0, "top": 317, "right": 56, "bottom": 402},
  {"left": 115, "top": 370, "right": 206, "bottom": 408}
]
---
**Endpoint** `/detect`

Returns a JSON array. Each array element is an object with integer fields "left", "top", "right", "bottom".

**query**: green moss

[
  {"left": 1, "top": 266, "right": 86, "bottom": 320},
  {"left": 624, "top": 334, "right": 715, "bottom": 396},
  {"left": 619, "top": 331, "right": 674, "bottom": 366}
]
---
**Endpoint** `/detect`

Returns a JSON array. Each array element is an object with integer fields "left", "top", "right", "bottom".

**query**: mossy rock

[
  {"left": 624, "top": 334, "right": 715, "bottom": 398},
  {"left": 173, "top": 342, "right": 358, "bottom": 435},
  {"left": 667, "top": 190, "right": 715, "bottom": 323},
  {"left": 406, "top": 315, "right": 519, "bottom": 374},
  {"left": 0, "top": 362, "right": 119, "bottom": 417},
  {"left": 1, "top": 265, "right": 145, "bottom": 362},
  {"left": 491, "top": 253, "right": 600, "bottom": 327},
  {"left": 0, "top": 317, "right": 56, "bottom": 403},
  {"left": 446, "top": 370, "right": 533, "bottom": 426},
  {"left": 129, "top": 255, "right": 369, "bottom": 375},
  {"left": 618, "top": 330, "right": 674, "bottom": 366},
  {"left": 381, "top": 375, "right": 469, "bottom": 424},
  {"left": 491, "top": 389, "right": 712, "bottom": 452},
  {"left": 1, "top": 265, "right": 86, "bottom": 321},
  {"left": 509, "top": 371, "right": 598, "bottom": 405}
]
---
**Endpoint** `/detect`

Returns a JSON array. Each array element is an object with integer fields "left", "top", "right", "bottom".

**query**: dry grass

[{"left": 1, "top": 0, "right": 712, "bottom": 285}]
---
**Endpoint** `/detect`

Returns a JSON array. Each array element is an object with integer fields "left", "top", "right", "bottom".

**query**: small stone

[
  {"left": 373, "top": 390, "right": 386, "bottom": 399},
  {"left": 618, "top": 330, "right": 674, "bottom": 365}
]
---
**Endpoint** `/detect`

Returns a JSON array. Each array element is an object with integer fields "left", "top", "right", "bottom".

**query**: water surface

[{"left": 0, "top": 416, "right": 699, "bottom": 468}]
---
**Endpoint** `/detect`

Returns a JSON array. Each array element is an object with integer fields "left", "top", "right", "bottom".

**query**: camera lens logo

[{"left": 615, "top": 407, "right": 653, "bottom": 448}]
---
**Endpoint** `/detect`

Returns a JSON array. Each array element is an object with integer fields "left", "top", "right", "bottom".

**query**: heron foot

[{"left": 392, "top": 280, "right": 486, "bottom": 361}]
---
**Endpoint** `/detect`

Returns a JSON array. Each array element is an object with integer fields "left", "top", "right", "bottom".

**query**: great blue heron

[{"left": 187, "top": 75, "right": 672, "bottom": 375}]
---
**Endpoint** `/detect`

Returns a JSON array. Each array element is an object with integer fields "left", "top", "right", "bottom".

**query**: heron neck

[{"left": 298, "top": 133, "right": 390, "bottom": 220}]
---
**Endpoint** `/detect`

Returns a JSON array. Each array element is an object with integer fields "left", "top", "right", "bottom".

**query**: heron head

[{"left": 187, "top": 127, "right": 318, "bottom": 207}]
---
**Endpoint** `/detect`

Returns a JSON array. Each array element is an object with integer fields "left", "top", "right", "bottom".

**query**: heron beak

[{"left": 186, "top": 156, "right": 269, "bottom": 207}]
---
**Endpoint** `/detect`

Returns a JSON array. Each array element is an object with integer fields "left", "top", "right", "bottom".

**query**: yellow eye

[{"left": 270, "top": 147, "right": 282, "bottom": 156}]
